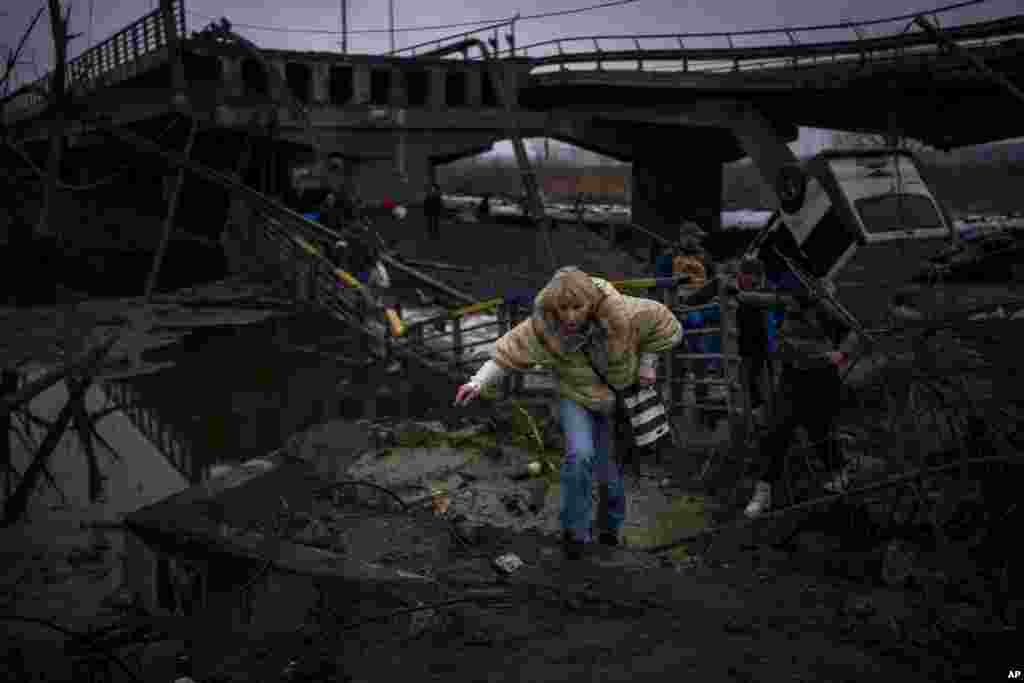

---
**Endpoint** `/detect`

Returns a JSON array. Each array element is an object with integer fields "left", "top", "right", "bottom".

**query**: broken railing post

[{"left": 145, "top": 118, "right": 198, "bottom": 300}]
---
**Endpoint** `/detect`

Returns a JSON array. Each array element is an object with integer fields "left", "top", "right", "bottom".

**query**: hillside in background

[{"left": 438, "top": 139, "right": 1024, "bottom": 216}]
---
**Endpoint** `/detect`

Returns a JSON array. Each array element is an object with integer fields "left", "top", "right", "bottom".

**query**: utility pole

[
  {"left": 389, "top": 0, "right": 395, "bottom": 53},
  {"left": 340, "top": 0, "right": 347, "bottom": 54}
]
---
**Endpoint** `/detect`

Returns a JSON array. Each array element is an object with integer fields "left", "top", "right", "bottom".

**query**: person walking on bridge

[
  {"left": 334, "top": 215, "right": 401, "bottom": 373},
  {"left": 744, "top": 280, "right": 859, "bottom": 519},
  {"left": 454, "top": 266, "right": 682, "bottom": 559}
]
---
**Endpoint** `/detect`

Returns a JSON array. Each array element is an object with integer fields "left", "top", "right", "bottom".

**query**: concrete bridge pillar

[
  {"left": 353, "top": 65, "right": 371, "bottom": 105},
  {"left": 499, "top": 64, "right": 521, "bottom": 107},
  {"left": 219, "top": 57, "right": 244, "bottom": 98},
  {"left": 390, "top": 67, "right": 406, "bottom": 107},
  {"left": 632, "top": 151, "right": 722, "bottom": 242},
  {"left": 723, "top": 103, "right": 799, "bottom": 199},
  {"left": 428, "top": 68, "right": 445, "bottom": 110},
  {"left": 311, "top": 63, "right": 329, "bottom": 105},
  {"left": 267, "top": 60, "right": 286, "bottom": 102},
  {"left": 465, "top": 69, "right": 482, "bottom": 107}
]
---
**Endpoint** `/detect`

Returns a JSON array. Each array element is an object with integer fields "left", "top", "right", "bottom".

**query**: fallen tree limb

[
  {"left": 0, "top": 331, "right": 123, "bottom": 415},
  {"left": 2, "top": 332, "right": 120, "bottom": 525},
  {"left": 3, "top": 376, "right": 89, "bottom": 525}
]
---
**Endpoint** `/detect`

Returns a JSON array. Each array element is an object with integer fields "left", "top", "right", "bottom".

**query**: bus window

[{"left": 854, "top": 194, "right": 943, "bottom": 233}]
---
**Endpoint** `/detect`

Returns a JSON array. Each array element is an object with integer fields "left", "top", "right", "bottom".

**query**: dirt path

[{"left": 191, "top": 522, "right": 975, "bottom": 683}]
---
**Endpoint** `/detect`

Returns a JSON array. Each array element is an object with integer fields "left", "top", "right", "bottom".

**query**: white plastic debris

[{"left": 493, "top": 553, "right": 524, "bottom": 574}]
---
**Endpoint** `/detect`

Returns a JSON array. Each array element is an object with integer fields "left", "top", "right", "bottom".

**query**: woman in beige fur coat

[{"left": 455, "top": 267, "right": 682, "bottom": 559}]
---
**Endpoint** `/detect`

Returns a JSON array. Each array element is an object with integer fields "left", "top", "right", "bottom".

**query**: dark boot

[
  {"left": 562, "top": 531, "right": 585, "bottom": 560},
  {"left": 598, "top": 531, "right": 621, "bottom": 547}
]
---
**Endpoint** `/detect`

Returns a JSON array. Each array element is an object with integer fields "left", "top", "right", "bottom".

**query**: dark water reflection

[{"left": 116, "top": 309, "right": 457, "bottom": 487}]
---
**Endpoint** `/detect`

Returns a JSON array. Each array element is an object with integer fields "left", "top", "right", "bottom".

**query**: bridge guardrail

[
  {"left": 512, "top": 11, "right": 1024, "bottom": 76},
  {"left": 2, "top": 0, "right": 186, "bottom": 123},
  {"left": 103, "top": 379, "right": 194, "bottom": 483},
  {"left": 387, "top": 17, "right": 520, "bottom": 58}
]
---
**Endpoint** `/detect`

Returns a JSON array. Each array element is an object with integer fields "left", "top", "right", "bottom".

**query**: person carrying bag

[
  {"left": 583, "top": 339, "right": 672, "bottom": 469},
  {"left": 454, "top": 267, "right": 682, "bottom": 559}
]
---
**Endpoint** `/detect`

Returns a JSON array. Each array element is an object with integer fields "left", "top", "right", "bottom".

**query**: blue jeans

[{"left": 559, "top": 398, "right": 626, "bottom": 542}]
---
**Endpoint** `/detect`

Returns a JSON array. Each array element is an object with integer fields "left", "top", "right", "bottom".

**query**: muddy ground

[
  {"left": 4, "top": 412, "right": 1015, "bottom": 682},
  {"left": 2, "top": 215, "right": 1021, "bottom": 681}
]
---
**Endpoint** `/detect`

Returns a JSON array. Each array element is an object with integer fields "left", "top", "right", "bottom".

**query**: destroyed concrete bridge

[{"left": 3, "top": 0, "right": 1024, "bottom": 241}]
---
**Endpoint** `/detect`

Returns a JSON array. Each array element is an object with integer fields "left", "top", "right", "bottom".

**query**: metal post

[
  {"left": 389, "top": 0, "right": 395, "bottom": 54},
  {"left": 340, "top": 0, "right": 347, "bottom": 54},
  {"left": 718, "top": 279, "right": 745, "bottom": 454},
  {"left": 146, "top": 118, "right": 197, "bottom": 299}
]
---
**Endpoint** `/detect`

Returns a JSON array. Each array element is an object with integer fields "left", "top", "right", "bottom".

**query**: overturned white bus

[{"left": 747, "top": 148, "right": 956, "bottom": 324}]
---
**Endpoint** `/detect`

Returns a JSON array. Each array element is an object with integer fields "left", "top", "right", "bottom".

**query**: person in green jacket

[{"left": 454, "top": 267, "right": 682, "bottom": 559}]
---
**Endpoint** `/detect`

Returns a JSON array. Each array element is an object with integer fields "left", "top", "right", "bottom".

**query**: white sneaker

[
  {"left": 384, "top": 360, "right": 402, "bottom": 374},
  {"left": 744, "top": 481, "right": 772, "bottom": 519}
]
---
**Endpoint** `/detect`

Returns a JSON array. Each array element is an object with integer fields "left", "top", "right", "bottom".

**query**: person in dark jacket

[
  {"left": 744, "top": 279, "right": 859, "bottom": 518},
  {"left": 736, "top": 257, "right": 770, "bottom": 416},
  {"left": 424, "top": 183, "right": 443, "bottom": 240},
  {"left": 343, "top": 220, "right": 387, "bottom": 285}
]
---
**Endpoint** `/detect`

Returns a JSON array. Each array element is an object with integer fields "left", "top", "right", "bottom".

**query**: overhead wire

[
  {"left": 183, "top": 0, "right": 993, "bottom": 39},
  {"left": 185, "top": 0, "right": 644, "bottom": 36}
]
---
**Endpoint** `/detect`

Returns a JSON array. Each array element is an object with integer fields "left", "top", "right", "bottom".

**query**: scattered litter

[
  {"left": 431, "top": 489, "right": 451, "bottom": 516},
  {"left": 492, "top": 553, "right": 524, "bottom": 574}
]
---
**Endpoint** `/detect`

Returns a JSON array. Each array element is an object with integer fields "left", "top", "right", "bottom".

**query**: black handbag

[{"left": 584, "top": 345, "right": 671, "bottom": 451}]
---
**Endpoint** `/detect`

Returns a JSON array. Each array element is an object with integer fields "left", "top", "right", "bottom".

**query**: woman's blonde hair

[
  {"left": 537, "top": 267, "right": 603, "bottom": 317},
  {"left": 535, "top": 267, "right": 634, "bottom": 355}
]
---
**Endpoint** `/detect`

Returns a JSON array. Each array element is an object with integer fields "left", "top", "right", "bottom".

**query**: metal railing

[
  {"left": 386, "top": 17, "right": 519, "bottom": 57},
  {"left": 513, "top": 11, "right": 1024, "bottom": 76},
  {"left": 498, "top": 1, "right": 1001, "bottom": 57},
  {"left": 1, "top": 0, "right": 186, "bottom": 122},
  {"left": 103, "top": 379, "right": 194, "bottom": 483}
]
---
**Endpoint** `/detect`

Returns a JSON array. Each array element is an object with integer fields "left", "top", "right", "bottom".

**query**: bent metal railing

[
  {"left": 103, "top": 380, "right": 194, "bottom": 483},
  {"left": 1, "top": 0, "right": 186, "bottom": 123},
  {"left": 386, "top": 17, "right": 520, "bottom": 57},
  {"left": 514, "top": 10, "right": 1024, "bottom": 76}
]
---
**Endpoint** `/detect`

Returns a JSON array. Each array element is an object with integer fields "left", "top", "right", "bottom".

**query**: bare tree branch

[{"left": 0, "top": 6, "right": 45, "bottom": 96}]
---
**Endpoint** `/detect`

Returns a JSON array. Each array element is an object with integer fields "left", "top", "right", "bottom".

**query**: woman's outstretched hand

[
  {"left": 454, "top": 383, "right": 481, "bottom": 407},
  {"left": 638, "top": 366, "right": 657, "bottom": 386}
]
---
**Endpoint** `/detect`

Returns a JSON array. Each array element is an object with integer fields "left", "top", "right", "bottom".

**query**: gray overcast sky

[{"left": 2, "top": 0, "right": 1021, "bottom": 154}]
